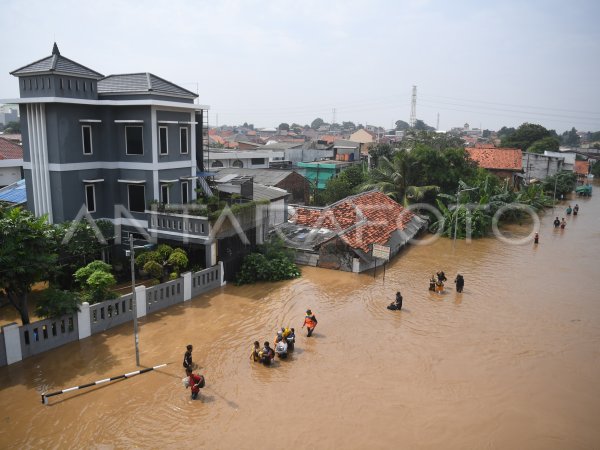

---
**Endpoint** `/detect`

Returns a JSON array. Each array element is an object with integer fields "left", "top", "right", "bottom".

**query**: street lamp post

[
  {"left": 128, "top": 233, "right": 140, "bottom": 366},
  {"left": 453, "top": 187, "right": 478, "bottom": 248}
]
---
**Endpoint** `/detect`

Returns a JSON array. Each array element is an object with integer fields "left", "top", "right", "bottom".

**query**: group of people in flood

[
  {"left": 251, "top": 309, "right": 318, "bottom": 366},
  {"left": 553, "top": 204, "right": 580, "bottom": 230},
  {"left": 426, "top": 271, "right": 464, "bottom": 294},
  {"left": 182, "top": 344, "right": 206, "bottom": 400}
]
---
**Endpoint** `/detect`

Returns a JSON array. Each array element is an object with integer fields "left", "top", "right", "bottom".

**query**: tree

[
  {"left": 368, "top": 143, "right": 394, "bottom": 167},
  {"left": 399, "top": 130, "right": 464, "bottom": 152},
  {"left": 501, "top": 123, "right": 551, "bottom": 150},
  {"left": 342, "top": 121, "right": 356, "bottom": 130},
  {"left": 51, "top": 219, "right": 114, "bottom": 289},
  {"left": 135, "top": 244, "right": 189, "bottom": 282},
  {"left": 395, "top": 120, "right": 410, "bottom": 131},
  {"left": 360, "top": 151, "right": 438, "bottom": 205},
  {"left": 318, "top": 164, "right": 367, "bottom": 205},
  {"left": 278, "top": 123, "right": 290, "bottom": 131},
  {"left": 588, "top": 131, "right": 600, "bottom": 142},
  {"left": 74, "top": 260, "right": 117, "bottom": 304},
  {"left": 561, "top": 127, "right": 580, "bottom": 147},
  {"left": 542, "top": 172, "right": 577, "bottom": 198},
  {"left": 482, "top": 129, "right": 491, "bottom": 138},
  {"left": 0, "top": 206, "right": 57, "bottom": 324},
  {"left": 35, "top": 288, "right": 81, "bottom": 319},
  {"left": 2, "top": 121, "right": 21, "bottom": 133},
  {"left": 236, "top": 237, "right": 300, "bottom": 285},
  {"left": 497, "top": 126, "right": 516, "bottom": 140},
  {"left": 414, "top": 119, "right": 435, "bottom": 131},
  {"left": 311, "top": 118, "right": 324, "bottom": 130},
  {"left": 527, "top": 136, "right": 560, "bottom": 154}
]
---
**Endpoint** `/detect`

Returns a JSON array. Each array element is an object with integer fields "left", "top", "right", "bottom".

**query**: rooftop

[
  {"left": 466, "top": 147, "right": 523, "bottom": 171},
  {"left": 214, "top": 168, "right": 301, "bottom": 185},
  {"left": 0, "top": 179, "right": 26, "bottom": 205},
  {"left": 574, "top": 160, "right": 590, "bottom": 175},
  {"left": 98, "top": 73, "right": 197, "bottom": 99},
  {"left": 0, "top": 137, "right": 23, "bottom": 160}
]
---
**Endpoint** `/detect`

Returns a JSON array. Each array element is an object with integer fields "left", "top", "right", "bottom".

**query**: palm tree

[{"left": 360, "top": 152, "right": 439, "bottom": 206}]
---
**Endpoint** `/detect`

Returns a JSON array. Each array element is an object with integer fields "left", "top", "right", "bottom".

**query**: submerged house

[{"left": 275, "top": 190, "right": 426, "bottom": 272}]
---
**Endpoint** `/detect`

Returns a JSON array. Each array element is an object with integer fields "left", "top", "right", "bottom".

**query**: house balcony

[{"left": 147, "top": 206, "right": 210, "bottom": 243}]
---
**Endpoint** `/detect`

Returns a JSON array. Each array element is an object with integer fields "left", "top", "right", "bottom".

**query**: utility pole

[
  {"left": 409, "top": 85, "right": 417, "bottom": 128},
  {"left": 129, "top": 234, "right": 140, "bottom": 366},
  {"left": 436, "top": 113, "right": 440, "bottom": 131},
  {"left": 332, "top": 108, "right": 336, "bottom": 126}
]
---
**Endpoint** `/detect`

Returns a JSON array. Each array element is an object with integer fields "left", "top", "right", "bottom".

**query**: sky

[{"left": 1, "top": 0, "right": 599, "bottom": 133}]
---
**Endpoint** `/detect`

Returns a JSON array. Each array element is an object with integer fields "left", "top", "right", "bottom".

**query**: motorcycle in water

[{"left": 275, "top": 339, "right": 288, "bottom": 359}]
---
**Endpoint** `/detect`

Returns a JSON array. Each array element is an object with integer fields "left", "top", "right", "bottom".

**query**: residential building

[
  {"left": 574, "top": 160, "right": 590, "bottom": 179},
  {"left": 212, "top": 167, "right": 310, "bottom": 204},
  {"left": 275, "top": 190, "right": 425, "bottom": 272},
  {"left": 205, "top": 149, "right": 284, "bottom": 169},
  {"left": 0, "top": 178, "right": 26, "bottom": 206},
  {"left": 466, "top": 147, "right": 523, "bottom": 185},
  {"left": 522, "top": 152, "right": 564, "bottom": 183},
  {"left": 0, "top": 137, "right": 23, "bottom": 187},
  {"left": 544, "top": 151, "right": 575, "bottom": 172},
  {"left": 6, "top": 44, "right": 209, "bottom": 228},
  {"left": 0, "top": 104, "right": 19, "bottom": 125},
  {"left": 349, "top": 129, "right": 376, "bottom": 155},
  {"left": 297, "top": 160, "right": 355, "bottom": 189}
]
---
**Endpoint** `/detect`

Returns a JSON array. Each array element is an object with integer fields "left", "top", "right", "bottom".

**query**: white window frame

[
  {"left": 180, "top": 127, "right": 189, "bottom": 154},
  {"left": 85, "top": 184, "right": 96, "bottom": 213},
  {"left": 127, "top": 184, "right": 146, "bottom": 213},
  {"left": 125, "top": 126, "right": 144, "bottom": 155},
  {"left": 81, "top": 125, "right": 93, "bottom": 155},
  {"left": 181, "top": 181, "right": 188, "bottom": 204},
  {"left": 160, "top": 184, "right": 170, "bottom": 204},
  {"left": 159, "top": 126, "right": 169, "bottom": 155}
]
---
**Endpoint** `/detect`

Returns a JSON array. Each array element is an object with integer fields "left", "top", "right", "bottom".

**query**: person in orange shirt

[{"left": 302, "top": 309, "right": 318, "bottom": 337}]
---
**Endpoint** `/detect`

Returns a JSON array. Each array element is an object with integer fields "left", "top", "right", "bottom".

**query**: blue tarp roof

[{"left": 0, "top": 179, "right": 27, "bottom": 205}]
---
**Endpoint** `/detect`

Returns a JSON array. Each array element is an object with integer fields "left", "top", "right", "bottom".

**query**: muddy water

[{"left": 1, "top": 191, "right": 599, "bottom": 449}]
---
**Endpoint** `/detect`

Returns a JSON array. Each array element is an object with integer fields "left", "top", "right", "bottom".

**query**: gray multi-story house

[{"left": 8, "top": 43, "right": 207, "bottom": 228}]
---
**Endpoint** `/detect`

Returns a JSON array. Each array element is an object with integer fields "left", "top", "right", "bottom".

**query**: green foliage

[
  {"left": 0, "top": 206, "right": 57, "bottom": 324},
  {"left": 74, "top": 260, "right": 116, "bottom": 304},
  {"left": 311, "top": 118, "right": 325, "bottom": 130},
  {"left": 542, "top": 172, "right": 577, "bottom": 197},
  {"left": 52, "top": 219, "right": 114, "bottom": 289},
  {"left": 395, "top": 120, "right": 410, "bottom": 131},
  {"left": 135, "top": 244, "right": 189, "bottom": 282},
  {"left": 414, "top": 119, "right": 435, "bottom": 131},
  {"left": 35, "top": 288, "right": 81, "bottom": 319},
  {"left": 501, "top": 123, "right": 552, "bottom": 150},
  {"left": 369, "top": 143, "right": 394, "bottom": 166},
  {"left": 278, "top": 123, "right": 290, "bottom": 131},
  {"left": 591, "top": 161, "right": 600, "bottom": 177},
  {"left": 561, "top": 127, "right": 580, "bottom": 147},
  {"left": 318, "top": 164, "right": 367, "bottom": 205},
  {"left": 235, "top": 237, "right": 301, "bottom": 285},
  {"left": 588, "top": 131, "right": 600, "bottom": 142},
  {"left": 2, "top": 121, "right": 21, "bottom": 133},
  {"left": 527, "top": 136, "right": 560, "bottom": 154},
  {"left": 399, "top": 130, "right": 464, "bottom": 151}
]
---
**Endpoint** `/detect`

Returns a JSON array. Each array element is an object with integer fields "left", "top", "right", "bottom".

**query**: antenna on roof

[{"left": 52, "top": 42, "right": 60, "bottom": 55}]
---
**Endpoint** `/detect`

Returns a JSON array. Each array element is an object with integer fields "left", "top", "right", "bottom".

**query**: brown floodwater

[{"left": 1, "top": 188, "right": 599, "bottom": 449}]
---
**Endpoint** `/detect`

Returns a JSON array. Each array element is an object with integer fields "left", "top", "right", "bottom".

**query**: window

[
  {"left": 82, "top": 125, "right": 93, "bottom": 155},
  {"left": 76, "top": 80, "right": 80, "bottom": 91},
  {"left": 232, "top": 159, "right": 244, "bottom": 168},
  {"left": 28, "top": 79, "right": 32, "bottom": 89},
  {"left": 91, "top": 83, "right": 94, "bottom": 92},
  {"left": 68, "top": 79, "right": 72, "bottom": 90},
  {"left": 160, "top": 184, "right": 170, "bottom": 204},
  {"left": 60, "top": 78, "right": 64, "bottom": 89},
  {"left": 83, "top": 82, "right": 87, "bottom": 92},
  {"left": 180, "top": 127, "right": 189, "bottom": 154},
  {"left": 211, "top": 160, "right": 224, "bottom": 168},
  {"left": 251, "top": 158, "right": 265, "bottom": 165},
  {"left": 46, "top": 77, "right": 50, "bottom": 88},
  {"left": 35, "top": 78, "right": 38, "bottom": 89},
  {"left": 125, "top": 126, "right": 144, "bottom": 155},
  {"left": 128, "top": 184, "right": 146, "bottom": 212},
  {"left": 159, "top": 126, "right": 168, "bottom": 155},
  {"left": 181, "top": 181, "right": 189, "bottom": 204},
  {"left": 22, "top": 79, "right": 25, "bottom": 90},
  {"left": 85, "top": 184, "right": 96, "bottom": 212}
]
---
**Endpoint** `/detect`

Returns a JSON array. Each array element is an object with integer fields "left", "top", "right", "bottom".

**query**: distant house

[
  {"left": 349, "top": 129, "right": 376, "bottom": 154},
  {"left": 544, "top": 151, "right": 576, "bottom": 172},
  {"left": 522, "top": 152, "right": 564, "bottom": 183},
  {"left": 574, "top": 160, "right": 590, "bottom": 179},
  {"left": 0, "top": 136, "right": 23, "bottom": 188},
  {"left": 275, "top": 190, "right": 426, "bottom": 272},
  {"left": 466, "top": 147, "right": 523, "bottom": 185},
  {"left": 205, "top": 149, "right": 284, "bottom": 169},
  {"left": 213, "top": 167, "right": 310, "bottom": 204},
  {"left": 0, "top": 178, "right": 26, "bottom": 207},
  {"left": 297, "top": 160, "right": 355, "bottom": 189}
]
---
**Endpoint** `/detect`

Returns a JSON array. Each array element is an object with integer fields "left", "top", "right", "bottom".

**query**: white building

[{"left": 205, "top": 149, "right": 285, "bottom": 169}]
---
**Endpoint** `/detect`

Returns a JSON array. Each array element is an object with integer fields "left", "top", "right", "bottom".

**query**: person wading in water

[{"left": 302, "top": 309, "right": 318, "bottom": 337}]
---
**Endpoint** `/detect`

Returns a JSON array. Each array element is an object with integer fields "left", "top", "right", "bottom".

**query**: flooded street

[{"left": 1, "top": 189, "right": 599, "bottom": 449}]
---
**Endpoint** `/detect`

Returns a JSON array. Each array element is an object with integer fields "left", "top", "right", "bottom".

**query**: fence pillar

[
  {"left": 352, "top": 258, "right": 360, "bottom": 273},
  {"left": 183, "top": 272, "right": 192, "bottom": 301},
  {"left": 3, "top": 323, "right": 22, "bottom": 365},
  {"left": 77, "top": 302, "right": 91, "bottom": 340},
  {"left": 219, "top": 261, "right": 226, "bottom": 286},
  {"left": 135, "top": 285, "right": 147, "bottom": 318}
]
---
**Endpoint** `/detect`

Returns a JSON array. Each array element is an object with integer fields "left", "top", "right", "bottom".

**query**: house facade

[{"left": 7, "top": 44, "right": 208, "bottom": 228}]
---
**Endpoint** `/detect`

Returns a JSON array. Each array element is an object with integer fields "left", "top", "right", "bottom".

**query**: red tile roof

[
  {"left": 291, "top": 191, "right": 416, "bottom": 252},
  {"left": 574, "top": 160, "right": 589, "bottom": 175},
  {"left": 0, "top": 137, "right": 23, "bottom": 160},
  {"left": 466, "top": 147, "right": 522, "bottom": 171}
]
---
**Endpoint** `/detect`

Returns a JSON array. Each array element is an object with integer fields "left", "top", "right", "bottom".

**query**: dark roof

[
  {"left": 252, "top": 183, "right": 289, "bottom": 201},
  {"left": 0, "top": 137, "right": 23, "bottom": 160},
  {"left": 214, "top": 168, "right": 302, "bottom": 186},
  {"left": 0, "top": 179, "right": 26, "bottom": 205},
  {"left": 98, "top": 73, "right": 197, "bottom": 98},
  {"left": 10, "top": 43, "right": 104, "bottom": 79}
]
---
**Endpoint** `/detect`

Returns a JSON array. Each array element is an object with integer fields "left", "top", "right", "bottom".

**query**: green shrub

[
  {"left": 35, "top": 288, "right": 81, "bottom": 318},
  {"left": 235, "top": 238, "right": 301, "bottom": 285}
]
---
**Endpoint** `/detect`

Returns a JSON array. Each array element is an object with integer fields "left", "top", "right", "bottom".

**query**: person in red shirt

[{"left": 185, "top": 367, "right": 205, "bottom": 400}]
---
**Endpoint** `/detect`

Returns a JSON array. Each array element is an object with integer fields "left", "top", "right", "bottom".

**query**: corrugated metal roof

[
  {"left": 213, "top": 168, "right": 299, "bottom": 185},
  {"left": 98, "top": 73, "right": 197, "bottom": 98},
  {"left": 252, "top": 183, "right": 288, "bottom": 201},
  {"left": 10, "top": 44, "right": 104, "bottom": 79},
  {"left": 0, "top": 179, "right": 26, "bottom": 205}
]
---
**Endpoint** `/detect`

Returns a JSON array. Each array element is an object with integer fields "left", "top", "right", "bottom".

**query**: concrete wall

[
  {"left": 523, "top": 152, "right": 564, "bottom": 181},
  {"left": 0, "top": 265, "right": 223, "bottom": 367}
]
